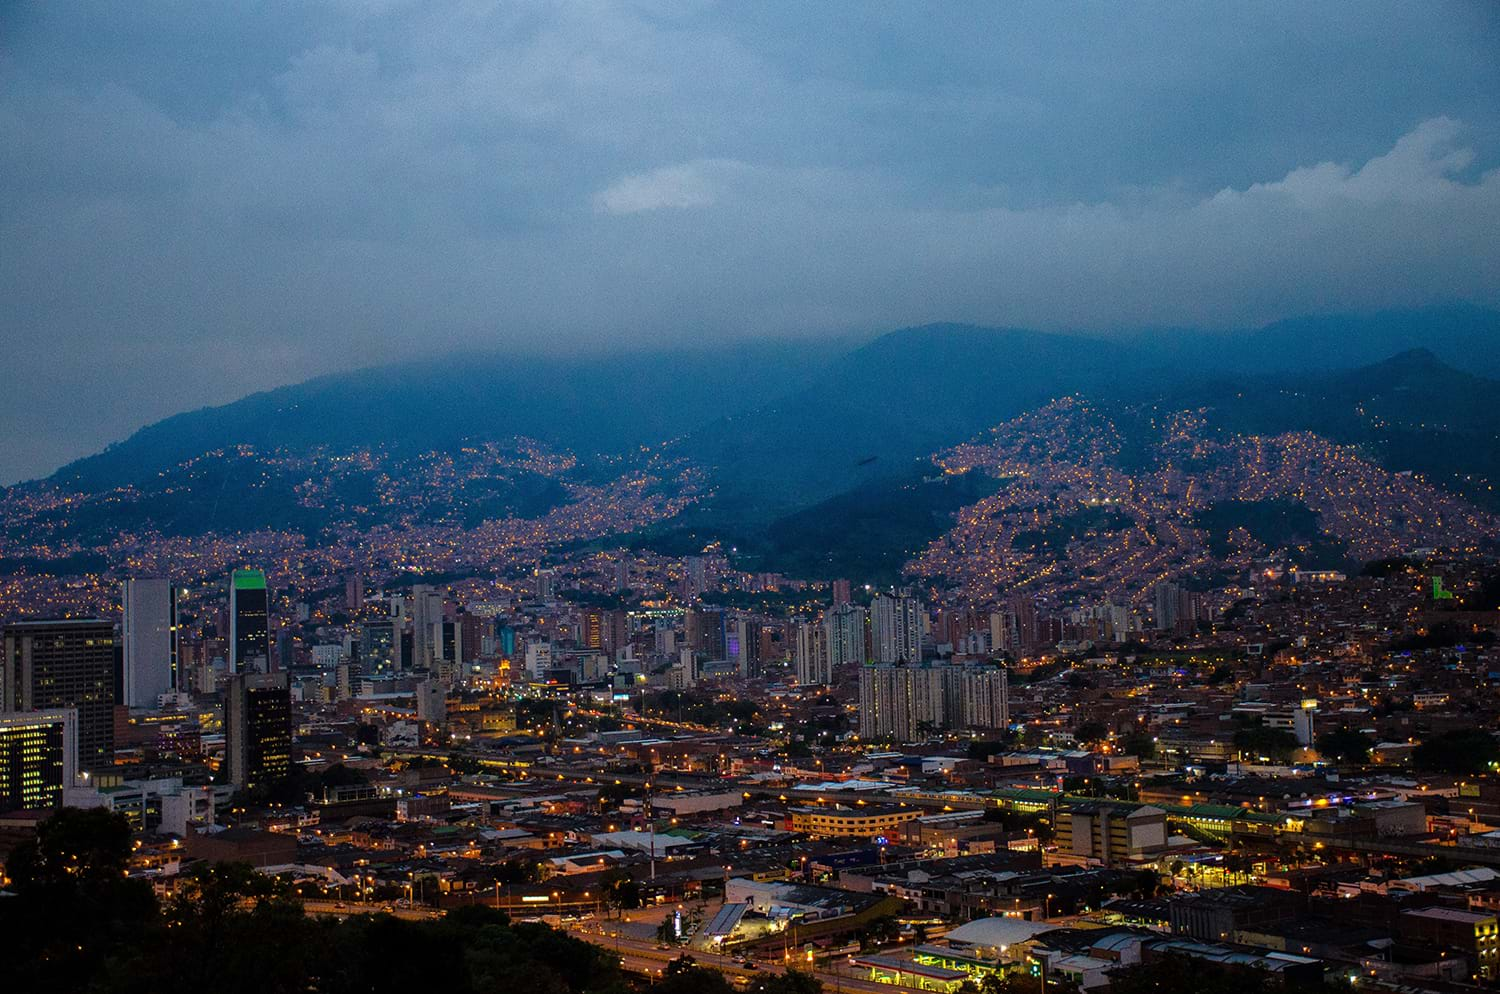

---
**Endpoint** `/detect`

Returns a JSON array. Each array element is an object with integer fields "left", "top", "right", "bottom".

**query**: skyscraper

[
  {"left": 3, "top": 619, "right": 116, "bottom": 771},
  {"left": 223, "top": 671, "right": 291, "bottom": 791},
  {"left": 858, "top": 662, "right": 1008, "bottom": 741},
  {"left": 343, "top": 574, "right": 364, "bottom": 613},
  {"left": 794, "top": 621, "right": 829, "bottom": 687},
  {"left": 122, "top": 577, "right": 179, "bottom": 707},
  {"left": 824, "top": 603, "right": 867, "bottom": 672},
  {"left": 871, "top": 592, "right": 923, "bottom": 663},
  {"left": 858, "top": 663, "right": 945, "bottom": 741},
  {"left": 730, "top": 618, "right": 762, "bottom": 679},
  {"left": 684, "top": 606, "right": 725, "bottom": 659},
  {"left": 0, "top": 710, "right": 77, "bottom": 812},
  {"left": 408, "top": 584, "right": 443, "bottom": 672},
  {"left": 228, "top": 569, "right": 271, "bottom": 673}
]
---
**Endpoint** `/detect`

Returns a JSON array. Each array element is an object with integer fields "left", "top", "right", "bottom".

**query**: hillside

[
  {"left": 3, "top": 310, "right": 1497, "bottom": 588},
  {"left": 906, "top": 398, "right": 1499, "bottom": 603},
  {"left": 676, "top": 323, "right": 1143, "bottom": 510},
  {"left": 46, "top": 339, "right": 842, "bottom": 491}
]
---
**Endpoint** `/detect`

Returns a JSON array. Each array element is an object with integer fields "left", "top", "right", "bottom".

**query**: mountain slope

[
  {"left": 676, "top": 324, "right": 1142, "bottom": 511},
  {"left": 1160, "top": 348, "right": 1500, "bottom": 510},
  {"left": 48, "top": 339, "right": 842, "bottom": 491},
  {"left": 1128, "top": 303, "right": 1500, "bottom": 377}
]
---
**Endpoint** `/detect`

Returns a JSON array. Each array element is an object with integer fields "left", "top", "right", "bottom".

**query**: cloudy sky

[{"left": 2, "top": 2, "right": 1499, "bottom": 483}]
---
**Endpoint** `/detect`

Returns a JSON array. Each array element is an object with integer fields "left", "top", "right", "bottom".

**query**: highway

[{"left": 564, "top": 920, "right": 935, "bottom": 993}]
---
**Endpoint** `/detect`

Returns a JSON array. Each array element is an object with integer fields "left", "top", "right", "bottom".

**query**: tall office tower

[
  {"left": 523, "top": 641, "right": 553, "bottom": 680},
  {"left": 223, "top": 671, "right": 291, "bottom": 791},
  {"left": 794, "top": 622, "right": 829, "bottom": 686},
  {"left": 604, "top": 610, "right": 629, "bottom": 657},
  {"left": 684, "top": 607, "right": 725, "bottom": 659},
  {"left": 0, "top": 710, "right": 77, "bottom": 812},
  {"left": 581, "top": 609, "right": 605, "bottom": 650},
  {"left": 858, "top": 663, "right": 945, "bottom": 742},
  {"left": 871, "top": 592, "right": 924, "bottom": 663},
  {"left": 684, "top": 556, "right": 708, "bottom": 600},
  {"left": 122, "top": 577, "right": 179, "bottom": 708},
  {"left": 228, "top": 569, "right": 271, "bottom": 673},
  {"left": 533, "top": 568, "right": 557, "bottom": 603},
  {"left": 614, "top": 560, "right": 630, "bottom": 592},
  {"left": 408, "top": 585, "right": 444, "bottom": 672},
  {"left": 459, "top": 613, "right": 486, "bottom": 663},
  {"left": 952, "top": 666, "right": 1009, "bottom": 731},
  {"left": 1151, "top": 582, "right": 1179, "bottom": 630},
  {"left": 3, "top": 619, "right": 116, "bottom": 772},
  {"left": 360, "top": 619, "right": 396, "bottom": 674},
  {"left": 344, "top": 574, "right": 364, "bottom": 613},
  {"left": 824, "top": 603, "right": 868, "bottom": 671},
  {"left": 436, "top": 620, "right": 462, "bottom": 685},
  {"left": 730, "top": 618, "right": 762, "bottom": 679},
  {"left": 1008, "top": 595, "right": 1040, "bottom": 655}
]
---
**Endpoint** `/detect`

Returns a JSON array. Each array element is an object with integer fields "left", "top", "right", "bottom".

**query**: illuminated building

[
  {"left": 0, "top": 710, "right": 77, "bottom": 812},
  {"left": 228, "top": 569, "right": 271, "bottom": 673},
  {"left": 2, "top": 619, "right": 116, "bottom": 772},
  {"left": 224, "top": 671, "right": 291, "bottom": 790}
]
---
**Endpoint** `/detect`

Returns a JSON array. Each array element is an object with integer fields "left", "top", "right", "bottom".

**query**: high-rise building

[
  {"left": 223, "top": 671, "right": 291, "bottom": 791},
  {"left": 730, "top": 618, "right": 762, "bottom": 679},
  {"left": 344, "top": 574, "right": 364, "bottom": 613},
  {"left": 228, "top": 569, "right": 271, "bottom": 673},
  {"left": 581, "top": 609, "right": 605, "bottom": 650},
  {"left": 871, "top": 592, "right": 924, "bottom": 663},
  {"left": 684, "top": 607, "right": 725, "bottom": 660},
  {"left": 824, "top": 603, "right": 867, "bottom": 671},
  {"left": 794, "top": 622, "right": 829, "bottom": 686},
  {"left": 0, "top": 709, "right": 77, "bottom": 812},
  {"left": 3, "top": 619, "right": 116, "bottom": 772},
  {"left": 832, "top": 579, "right": 852, "bottom": 606},
  {"left": 122, "top": 577, "right": 179, "bottom": 708},
  {"left": 533, "top": 568, "right": 557, "bottom": 603},
  {"left": 408, "top": 584, "right": 444, "bottom": 672},
  {"left": 952, "top": 666, "right": 1010, "bottom": 731},
  {"left": 858, "top": 663, "right": 945, "bottom": 741},
  {"left": 360, "top": 619, "right": 396, "bottom": 674},
  {"left": 858, "top": 662, "right": 1008, "bottom": 740}
]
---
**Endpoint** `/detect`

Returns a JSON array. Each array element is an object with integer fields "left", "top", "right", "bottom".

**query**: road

[
  {"left": 564, "top": 920, "right": 935, "bottom": 993},
  {"left": 301, "top": 898, "right": 443, "bottom": 921}
]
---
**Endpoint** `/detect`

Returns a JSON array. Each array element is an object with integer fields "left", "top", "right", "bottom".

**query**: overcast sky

[{"left": 2, "top": 2, "right": 1499, "bottom": 483}]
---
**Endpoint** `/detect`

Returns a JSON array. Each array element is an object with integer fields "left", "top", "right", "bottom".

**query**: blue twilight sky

[{"left": 1, "top": 1, "right": 1499, "bottom": 482}]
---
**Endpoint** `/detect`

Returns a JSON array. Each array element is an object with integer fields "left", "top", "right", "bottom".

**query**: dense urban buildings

[{"left": 2, "top": 619, "right": 115, "bottom": 772}]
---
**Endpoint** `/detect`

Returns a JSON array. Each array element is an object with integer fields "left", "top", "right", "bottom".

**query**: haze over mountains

[{"left": 10, "top": 304, "right": 1500, "bottom": 584}]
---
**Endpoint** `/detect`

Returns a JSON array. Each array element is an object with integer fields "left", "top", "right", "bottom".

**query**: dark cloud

[{"left": 1, "top": 1, "right": 1498, "bottom": 482}]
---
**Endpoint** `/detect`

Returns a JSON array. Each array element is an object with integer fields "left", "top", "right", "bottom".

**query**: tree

[
  {"left": 2, "top": 809, "right": 158, "bottom": 994},
  {"left": 1232, "top": 725, "right": 1299, "bottom": 762},
  {"left": 1074, "top": 721, "right": 1108, "bottom": 746},
  {"left": 1415, "top": 728, "right": 1500, "bottom": 774},
  {"left": 749, "top": 970, "right": 823, "bottom": 994},
  {"left": 1316, "top": 727, "right": 1373, "bottom": 765},
  {"left": 1121, "top": 729, "right": 1156, "bottom": 760},
  {"left": 657, "top": 956, "right": 735, "bottom": 994},
  {"left": 600, "top": 867, "right": 641, "bottom": 915}
]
